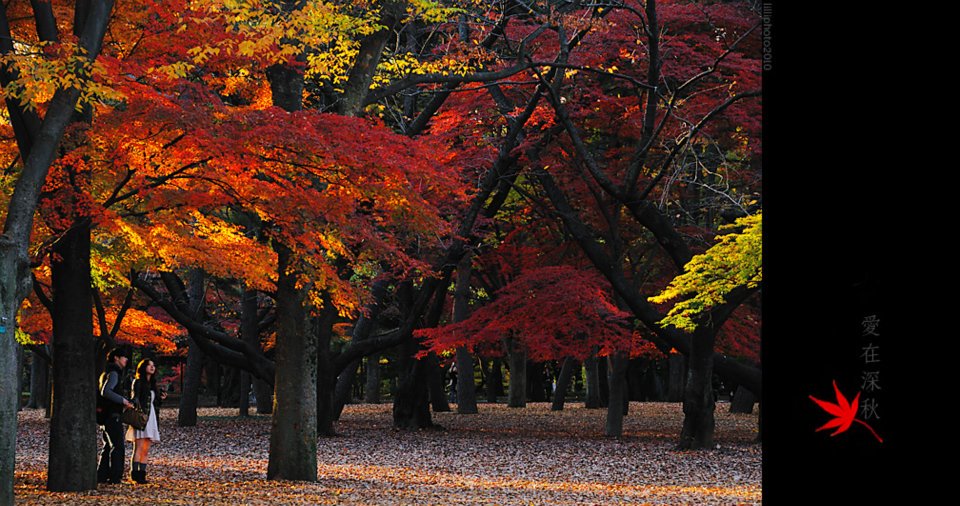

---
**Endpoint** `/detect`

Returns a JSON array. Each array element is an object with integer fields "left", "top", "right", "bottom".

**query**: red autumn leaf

[{"left": 809, "top": 380, "right": 883, "bottom": 443}]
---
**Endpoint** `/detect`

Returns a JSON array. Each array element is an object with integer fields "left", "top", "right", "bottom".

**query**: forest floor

[{"left": 15, "top": 402, "right": 761, "bottom": 505}]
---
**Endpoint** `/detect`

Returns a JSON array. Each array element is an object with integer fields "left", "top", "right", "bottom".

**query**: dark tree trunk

[
  {"left": 488, "top": 357, "right": 507, "bottom": 402},
  {"left": 316, "top": 299, "right": 337, "bottom": 437},
  {"left": 392, "top": 358, "right": 433, "bottom": 429},
  {"left": 205, "top": 358, "right": 220, "bottom": 404},
  {"left": 551, "top": 357, "right": 578, "bottom": 411},
  {"left": 364, "top": 354, "right": 381, "bottom": 403},
  {"left": 487, "top": 358, "right": 503, "bottom": 402},
  {"left": 605, "top": 352, "right": 629, "bottom": 437},
  {"left": 506, "top": 339, "right": 526, "bottom": 408},
  {"left": 392, "top": 286, "right": 425, "bottom": 428},
  {"left": 454, "top": 348, "right": 477, "bottom": 413},
  {"left": 393, "top": 330, "right": 435, "bottom": 429},
  {"left": 422, "top": 282, "right": 450, "bottom": 414},
  {"left": 628, "top": 358, "right": 645, "bottom": 401},
  {"left": 527, "top": 361, "right": 546, "bottom": 402},
  {"left": 336, "top": 28, "right": 392, "bottom": 117},
  {"left": 0, "top": 272, "right": 19, "bottom": 502},
  {"left": 667, "top": 354, "right": 686, "bottom": 402},
  {"left": 238, "top": 371, "right": 252, "bottom": 416},
  {"left": 220, "top": 366, "right": 241, "bottom": 407},
  {"left": 393, "top": 276, "right": 449, "bottom": 429},
  {"left": 178, "top": 270, "right": 206, "bottom": 427},
  {"left": 334, "top": 280, "right": 386, "bottom": 419},
  {"left": 335, "top": 2, "right": 403, "bottom": 117},
  {"left": 45, "top": 371, "right": 52, "bottom": 419},
  {"left": 178, "top": 332, "right": 204, "bottom": 426},
  {"left": 333, "top": 360, "right": 359, "bottom": 419},
  {"left": 253, "top": 377, "right": 273, "bottom": 415},
  {"left": 598, "top": 356, "right": 609, "bottom": 407},
  {"left": 316, "top": 361, "right": 335, "bottom": 437},
  {"left": 584, "top": 354, "right": 602, "bottom": 409},
  {"left": 426, "top": 352, "right": 450, "bottom": 412},
  {"left": 238, "top": 285, "right": 257, "bottom": 417},
  {"left": 453, "top": 255, "right": 477, "bottom": 413},
  {"left": 678, "top": 328, "right": 717, "bottom": 450},
  {"left": 730, "top": 385, "right": 756, "bottom": 414},
  {"left": 0, "top": 1, "right": 114, "bottom": 499},
  {"left": 267, "top": 243, "right": 317, "bottom": 481},
  {"left": 47, "top": 219, "right": 97, "bottom": 492},
  {"left": 29, "top": 350, "right": 49, "bottom": 409},
  {"left": 641, "top": 361, "right": 666, "bottom": 401}
]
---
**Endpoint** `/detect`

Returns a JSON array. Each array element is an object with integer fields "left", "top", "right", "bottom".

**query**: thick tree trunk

[
  {"left": 29, "top": 351, "right": 49, "bottom": 409},
  {"left": 178, "top": 270, "right": 206, "bottom": 427},
  {"left": 47, "top": 220, "right": 97, "bottom": 492},
  {"left": 0, "top": 256, "right": 24, "bottom": 503},
  {"left": 267, "top": 243, "right": 317, "bottom": 481},
  {"left": 393, "top": 349, "right": 434, "bottom": 429},
  {"left": 316, "top": 300, "right": 336, "bottom": 437},
  {"left": 628, "top": 358, "right": 644, "bottom": 401},
  {"left": 219, "top": 366, "right": 240, "bottom": 407},
  {"left": 336, "top": 2, "right": 402, "bottom": 117},
  {"left": 333, "top": 360, "right": 360, "bottom": 419},
  {"left": 426, "top": 352, "right": 450, "bottom": 412},
  {"left": 238, "top": 286, "right": 257, "bottom": 417},
  {"left": 527, "top": 361, "right": 547, "bottom": 402},
  {"left": 178, "top": 332, "right": 204, "bottom": 426},
  {"left": 392, "top": 357, "right": 434, "bottom": 429},
  {"left": 454, "top": 348, "right": 477, "bottom": 413},
  {"left": 640, "top": 360, "right": 666, "bottom": 401},
  {"left": 667, "top": 354, "right": 686, "bottom": 402},
  {"left": 605, "top": 352, "right": 629, "bottom": 438},
  {"left": 253, "top": 377, "right": 273, "bottom": 415},
  {"left": 0, "top": 2, "right": 115, "bottom": 497},
  {"left": 678, "top": 329, "right": 717, "bottom": 450},
  {"left": 238, "top": 371, "right": 252, "bottom": 416},
  {"left": 393, "top": 275, "right": 450, "bottom": 429},
  {"left": 364, "top": 354, "right": 381, "bottom": 403},
  {"left": 584, "top": 354, "right": 602, "bottom": 409},
  {"left": 551, "top": 357, "right": 578, "bottom": 411},
  {"left": 598, "top": 357, "right": 609, "bottom": 407},
  {"left": 392, "top": 281, "right": 436, "bottom": 430},
  {"left": 393, "top": 325, "right": 435, "bottom": 427},
  {"left": 205, "top": 358, "right": 220, "bottom": 404},
  {"left": 730, "top": 385, "right": 756, "bottom": 414},
  {"left": 453, "top": 255, "right": 477, "bottom": 413},
  {"left": 316, "top": 361, "right": 335, "bottom": 437},
  {"left": 506, "top": 339, "right": 526, "bottom": 408},
  {"left": 487, "top": 358, "right": 503, "bottom": 402},
  {"left": 0, "top": 279, "right": 19, "bottom": 502},
  {"left": 334, "top": 280, "right": 386, "bottom": 419}
]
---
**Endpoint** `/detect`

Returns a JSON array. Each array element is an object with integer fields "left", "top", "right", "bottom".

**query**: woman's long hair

[{"left": 134, "top": 359, "right": 158, "bottom": 395}]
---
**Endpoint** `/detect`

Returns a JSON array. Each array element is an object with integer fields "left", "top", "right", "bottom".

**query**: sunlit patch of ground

[{"left": 16, "top": 402, "right": 760, "bottom": 505}]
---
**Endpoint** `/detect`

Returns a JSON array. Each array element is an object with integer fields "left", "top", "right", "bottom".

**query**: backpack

[
  {"left": 95, "top": 366, "right": 129, "bottom": 424},
  {"left": 95, "top": 381, "right": 108, "bottom": 425}
]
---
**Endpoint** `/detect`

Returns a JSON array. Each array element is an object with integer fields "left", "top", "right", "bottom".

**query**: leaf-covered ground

[{"left": 15, "top": 402, "right": 761, "bottom": 505}]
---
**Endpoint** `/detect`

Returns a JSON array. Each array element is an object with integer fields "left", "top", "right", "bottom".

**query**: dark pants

[{"left": 97, "top": 414, "right": 124, "bottom": 483}]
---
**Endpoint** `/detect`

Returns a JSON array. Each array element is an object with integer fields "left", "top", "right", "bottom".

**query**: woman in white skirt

[{"left": 126, "top": 358, "right": 166, "bottom": 484}]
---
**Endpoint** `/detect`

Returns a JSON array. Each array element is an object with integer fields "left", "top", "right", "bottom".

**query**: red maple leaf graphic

[{"left": 809, "top": 380, "right": 883, "bottom": 443}]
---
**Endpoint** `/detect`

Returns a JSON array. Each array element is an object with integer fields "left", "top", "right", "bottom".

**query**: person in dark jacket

[
  {"left": 125, "top": 358, "right": 166, "bottom": 484},
  {"left": 98, "top": 347, "right": 134, "bottom": 484}
]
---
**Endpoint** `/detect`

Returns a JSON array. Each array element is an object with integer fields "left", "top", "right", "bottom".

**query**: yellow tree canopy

[{"left": 649, "top": 212, "right": 761, "bottom": 332}]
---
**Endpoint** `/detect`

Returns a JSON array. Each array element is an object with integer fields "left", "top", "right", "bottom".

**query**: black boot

[
  {"left": 139, "top": 463, "right": 149, "bottom": 484},
  {"left": 130, "top": 461, "right": 138, "bottom": 483}
]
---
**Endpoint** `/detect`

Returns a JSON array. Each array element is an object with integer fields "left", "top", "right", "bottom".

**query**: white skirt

[{"left": 126, "top": 392, "right": 160, "bottom": 443}]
